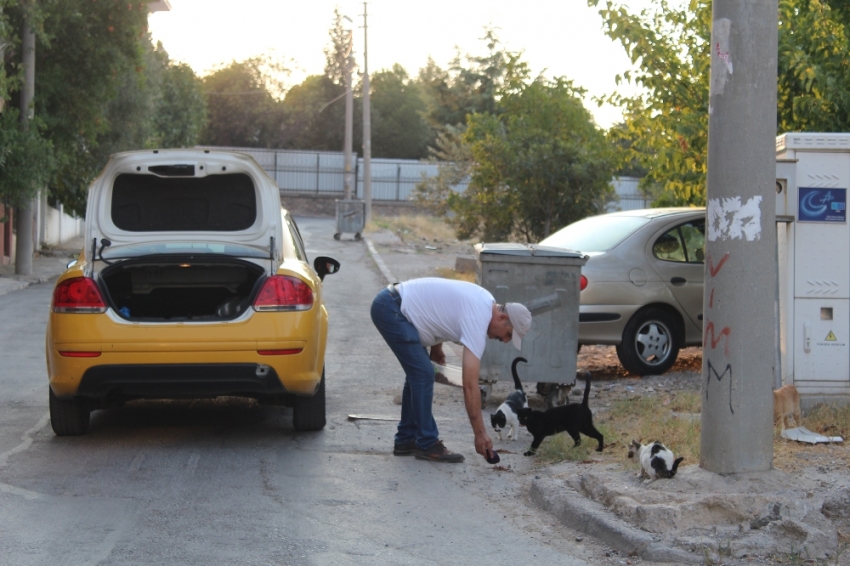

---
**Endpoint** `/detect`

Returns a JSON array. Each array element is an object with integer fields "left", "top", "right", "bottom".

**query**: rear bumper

[{"left": 75, "top": 363, "right": 288, "bottom": 399}]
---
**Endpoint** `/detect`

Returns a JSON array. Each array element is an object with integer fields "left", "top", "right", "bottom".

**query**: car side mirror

[{"left": 313, "top": 256, "right": 340, "bottom": 281}]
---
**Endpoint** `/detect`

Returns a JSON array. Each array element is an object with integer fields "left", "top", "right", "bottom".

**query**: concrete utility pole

[
  {"left": 0, "top": 9, "right": 6, "bottom": 114},
  {"left": 361, "top": 2, "right": 372, "bottom": 223},
  {"left": 343, "top": 18, "right": 354, "bottom": 201},
  {"left": 700, "top": 0, "right": 778, "bottom": 473},
  {"left": 15, "top": 17, "right": 35, "bottom": 276}
]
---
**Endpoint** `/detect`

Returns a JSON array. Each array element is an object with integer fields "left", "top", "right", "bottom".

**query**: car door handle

[{"left": 670, "top": 277, "right": 687, "bottom": 286}]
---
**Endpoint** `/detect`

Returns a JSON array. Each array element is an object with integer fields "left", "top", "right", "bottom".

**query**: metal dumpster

[
  {"left": 475, "top": 243, "right": 587, "bottom": 402},
  {"left": 334, "top": 199, "right": 365, "bottom": 240}
]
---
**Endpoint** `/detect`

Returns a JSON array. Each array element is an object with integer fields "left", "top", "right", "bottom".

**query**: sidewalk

[{"left": 0, "top": 238, "right": 84, "bottom": 296}]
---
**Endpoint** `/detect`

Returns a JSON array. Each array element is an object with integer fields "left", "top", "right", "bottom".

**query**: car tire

[
  {"left": 292, "top": 370, "right": 326, "bottom": 431},
  {"left": 49, "top": 388, "right": 90, "bottom": 436},
  {"left": 616, "top": 308, "right": 681, "bottom": 376}
]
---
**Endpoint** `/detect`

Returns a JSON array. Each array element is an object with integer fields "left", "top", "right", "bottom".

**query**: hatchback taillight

[
  {"left": 580, "top": 274, "right": 588, "bottom": 291},
  {"left": 52, "top": 277, "right": 108, "bottom": 313},
  {"left": 253, "top": 275, "right": 314, "bottom": 311}
]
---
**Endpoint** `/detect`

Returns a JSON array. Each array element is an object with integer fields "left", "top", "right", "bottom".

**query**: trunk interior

[{"left": 99, "top": 257, "right": 266, "bottom": 321}]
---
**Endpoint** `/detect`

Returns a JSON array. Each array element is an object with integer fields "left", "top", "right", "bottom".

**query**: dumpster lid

[{"left": 474, "top": 242, "right": 587, "bottom": 259}]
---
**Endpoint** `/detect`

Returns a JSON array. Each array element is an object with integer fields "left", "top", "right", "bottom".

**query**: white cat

[
  {"left": 628, "top": 440, "right": 684, "bottom": 483},
  {"left": 490, "top": 357, "right": 528, "bottom": 442}
]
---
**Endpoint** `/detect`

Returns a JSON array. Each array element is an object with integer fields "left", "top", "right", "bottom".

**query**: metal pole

[
  {"left": 343, "top": 29, "right": 354, "bottom": 201},
  {"left": 15, "top": 18, "right": 35, "bottom": 276},
  {"left": 700, "top": 0, "right": 778, "bottom": 473},
  {"left": 362, "top": 2, "right": 372, "bottom": 223}
]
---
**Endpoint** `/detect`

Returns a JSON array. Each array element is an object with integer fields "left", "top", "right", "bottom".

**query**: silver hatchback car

[{"left": 539, "top": 208, "right": 706, "bottom": 376}]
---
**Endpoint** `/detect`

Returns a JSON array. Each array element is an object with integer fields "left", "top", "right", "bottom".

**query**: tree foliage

[
  {"left": 280, "top": 74, "right": 346, "bottom": 151},
  {"left": 590, "top": 0, "right": 850, "bottom": 206},
  {"left": 453, "top": 78, "right": 614, "bottom": 242},
  {"left": 370, "top": 64, "right": 431, "bottom": 159},
  {"left": 199, "top": 56, "right": 287, "bottom": 148},
  {"left": 1, "top": 1, "right": 206, "bottom": 215}
]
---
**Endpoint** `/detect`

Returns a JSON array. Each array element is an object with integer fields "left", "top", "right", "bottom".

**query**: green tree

[
  {"left": 452, "top": 77, "right": 614, "bottom": 242},
  {"left": 371, "top": 64, "right": 430, "bottom": 159},
  {"left": 153, "top": 60, "right": 207, "bottom": 148},
  {"left": 323, "top": 6, "right": 353, "bottom": 87},
  {"left": 200, "top": 56, "right": 287, "bottom": 148},
  {"left": 417, "top": 29, "right": 525, "bottom": 131},
  {"left": 280, "top": 74, "right": 347, "bottom": 151},
  {"left": 590, "top": 0, "right": 850, "bottom": 206}
]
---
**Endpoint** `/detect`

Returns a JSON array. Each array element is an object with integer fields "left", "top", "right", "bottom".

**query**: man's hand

[
  {"left": 474, "top": 430, "right": 494, "bottom": 459},
  {"left": 429, "top": 344, "right": 445, "bottom": 365}
]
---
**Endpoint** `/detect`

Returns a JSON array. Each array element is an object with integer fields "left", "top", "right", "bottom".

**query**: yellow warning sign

[{"left": 826, "top": 331, "right": 838, "bottom": 341}]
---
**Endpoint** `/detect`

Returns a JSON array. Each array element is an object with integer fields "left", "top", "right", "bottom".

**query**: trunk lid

[{"left": 86, "top": 149, "right": 280, "bottom": 272}]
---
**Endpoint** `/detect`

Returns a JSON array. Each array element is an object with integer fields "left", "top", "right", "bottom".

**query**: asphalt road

[{"left": 0, "top": 217, "right": 596, "bottom": 566}]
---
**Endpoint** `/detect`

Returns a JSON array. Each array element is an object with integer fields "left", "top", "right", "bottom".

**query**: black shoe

[
  {"left": 393, "top": 440, "right": 416, "bottom": 456},
  {"left": 414, "top": 440, "right": 465, "bottom": 463}
]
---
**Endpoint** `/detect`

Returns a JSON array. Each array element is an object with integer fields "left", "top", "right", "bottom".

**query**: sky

[{"left": 147, "top": 0, "right": 649, "bottom": 129}]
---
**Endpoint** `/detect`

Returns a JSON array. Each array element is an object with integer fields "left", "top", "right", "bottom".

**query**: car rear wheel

[
  {"left": 616, "top": 308, "right": 680, "bottom": 376},
  {"left": 292, "top": 370, "right": 326, "bottom": 431},
  {"left": 49, "top": 388, "right": 90, "bottom": 436}
]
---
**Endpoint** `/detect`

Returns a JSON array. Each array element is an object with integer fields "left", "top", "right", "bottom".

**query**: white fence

[{"left": 199, "top": 146, "right": 649, "bottom": 208}]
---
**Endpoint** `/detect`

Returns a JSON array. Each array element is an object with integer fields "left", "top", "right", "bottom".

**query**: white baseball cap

[{"left": 505, "top": 303, "right": 532, "bottom": 350}]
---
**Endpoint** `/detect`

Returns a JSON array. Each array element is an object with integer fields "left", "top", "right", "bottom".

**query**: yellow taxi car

[{"left": 46, "top": 149, "right": 339, "bottom": 435}]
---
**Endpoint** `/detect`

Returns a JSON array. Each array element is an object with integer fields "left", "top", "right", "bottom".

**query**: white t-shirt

[{"left": 396, "top": 278, "right": 495, "bottom": 360}]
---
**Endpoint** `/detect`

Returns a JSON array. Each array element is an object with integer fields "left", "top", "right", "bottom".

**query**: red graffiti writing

[
  {"left": 707, "top": 252, "right": 730, "bottom": 278},
  {"left": 704, "top": 320, "right": 732, "bottom": 356}
]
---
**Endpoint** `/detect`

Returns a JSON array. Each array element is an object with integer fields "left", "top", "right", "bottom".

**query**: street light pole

[
  {"left": 361, "top": 2, "right": 372, "bottom": 224},
  {"left": 343, "top": 19, "right": 354, "bottom": 201}
]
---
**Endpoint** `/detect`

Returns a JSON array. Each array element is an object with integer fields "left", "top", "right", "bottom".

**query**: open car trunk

[{"left": 99, "top": 256, "right": 266, "bottom": 321}]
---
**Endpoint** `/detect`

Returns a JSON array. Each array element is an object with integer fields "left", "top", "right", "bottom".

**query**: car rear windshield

[
  {"left": 111, "top": 173, "right": 257, "bottom": 232},
  {"left": 540, "top": 215, "right": 650, "bottom": 253}
]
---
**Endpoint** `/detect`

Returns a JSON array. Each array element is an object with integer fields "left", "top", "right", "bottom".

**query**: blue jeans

[{"left": 370, "top": 288, "right": 439, "bottom": 450}]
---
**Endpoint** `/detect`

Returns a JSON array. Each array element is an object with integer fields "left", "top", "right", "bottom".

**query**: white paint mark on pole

[{"left": 708, "top": 196, "right": 763, "bottom": 241}]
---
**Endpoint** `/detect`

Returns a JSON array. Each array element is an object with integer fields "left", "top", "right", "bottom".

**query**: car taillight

[
  {"left": 52, "top": 277, "right": 107, "bottom": 313},
  {"left": 253, "top": 275, "right": 314, "bottom": 311},
  {"left": 580, "top": 274, "right": 588, "bottom": 291}
]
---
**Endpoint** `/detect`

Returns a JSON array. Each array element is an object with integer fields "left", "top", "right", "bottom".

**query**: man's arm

[{"left": 461, "top": 347, "right": 493, "bottom": 458}]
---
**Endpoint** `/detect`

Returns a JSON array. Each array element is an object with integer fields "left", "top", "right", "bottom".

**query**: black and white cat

[
  {"left": 490, "top": 357, "right": 529, "bottom": 442},
  {"left": 628, "top": 440, "right": 684, "bottom": 483},
  {"left": 517, "top": 374, "right": 604, "bottom": 456}
]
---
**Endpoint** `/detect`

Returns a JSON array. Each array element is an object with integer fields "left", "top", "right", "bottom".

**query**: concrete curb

[
  {"left": 364, "top": 237, "right": 397, "bottom": 284},
  {"left": 0, "top": 275, "right": 54, "bottom": 296},
  {"left": 530, "top": 478, "right": 702, "bottom": 564}
]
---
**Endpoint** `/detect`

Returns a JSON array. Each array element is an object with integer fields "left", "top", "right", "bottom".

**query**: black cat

[{"left": 517, "top": 375, "right": 604, "bottom": 456}]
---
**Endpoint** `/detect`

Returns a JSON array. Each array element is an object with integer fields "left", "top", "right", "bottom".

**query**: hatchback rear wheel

[
  {"left": 292, "top": 370, "right": 326, "bottom": 431},
  {"left": 616, "top": 308, "right": 680, "bottom": 376},
  {"left": 49, "top": 388, "right": 90, "bottom": 436}
]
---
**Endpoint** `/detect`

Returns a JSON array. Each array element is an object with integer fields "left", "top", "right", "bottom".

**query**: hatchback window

[
  {"left": 111, "top": 173, "right": 257, "bottom": 232},
  {"left": 540, "top": 215, "right": 650, "bottom": 253}
]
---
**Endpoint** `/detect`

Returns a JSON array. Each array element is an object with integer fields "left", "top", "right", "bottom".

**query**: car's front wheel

[
  {"left": 49, "top": 388, "right": 90, "bottom": 436},
  {"left": 292, "top": 370, "right": 326, "bottom": 431},
  {"left": 616, "top": 308, "right": 681, "bottom": 376}
]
